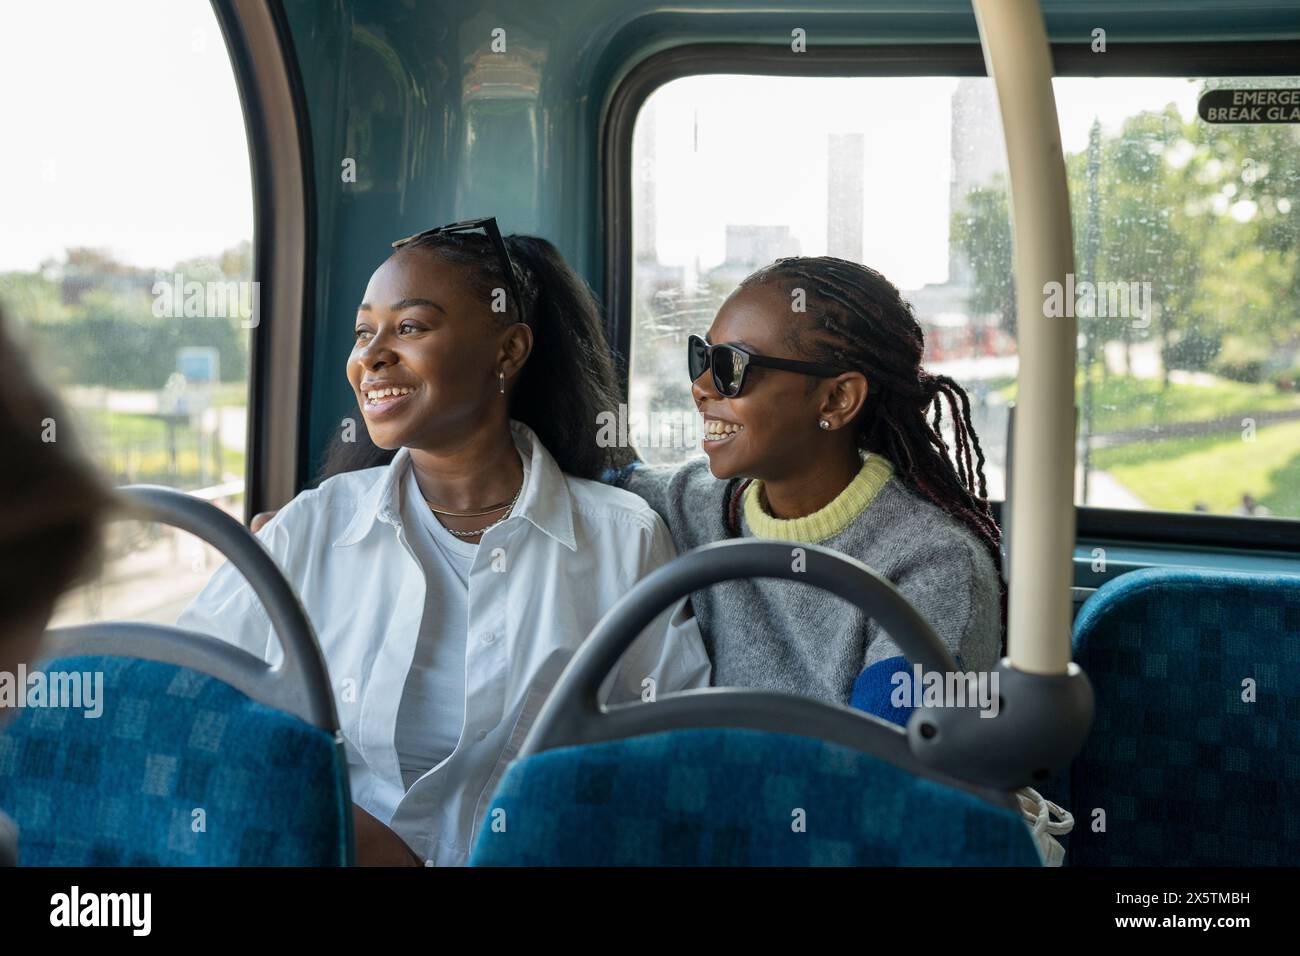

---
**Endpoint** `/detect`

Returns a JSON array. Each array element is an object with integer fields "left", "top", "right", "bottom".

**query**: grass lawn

[
  {"left": 76, "top": 408, "right": 245, "bottom": 489},
  {"left": 210, "top": 382, "right": 249, "bottom": 407},
  {"left": 997, "top": 372, "right": 1299, "bottom": 435},
  {"left": 1091, "top": 418, "right": 1300, "bottom": 517}
]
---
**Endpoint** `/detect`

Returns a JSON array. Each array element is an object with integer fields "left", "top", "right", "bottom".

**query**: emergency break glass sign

[{"left": 1198, "top": 89, "right": 1300, "bottom": 123}]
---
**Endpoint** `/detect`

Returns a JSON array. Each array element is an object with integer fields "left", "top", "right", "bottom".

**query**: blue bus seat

[
  {"left": 1068, "top": 567, "right": 1300, "bottom": 865},
  {"left": 0, "top": 653, "right": 351, "bottom": 866},
  {"left": 469, "top": 727, "right": 1041, "bottom": 866},
  {"left": 0, "top": 486, "right": 353, "bottom": 866}
]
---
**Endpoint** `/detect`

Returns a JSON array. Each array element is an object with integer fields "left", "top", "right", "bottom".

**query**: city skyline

[{"left": 634, "top": 73, "right": 1201, "bottom": 292}]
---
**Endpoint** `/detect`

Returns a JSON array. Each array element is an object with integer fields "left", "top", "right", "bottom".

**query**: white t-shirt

[{"left": 393, "top": 465, "right": 492, "bottom": 790}]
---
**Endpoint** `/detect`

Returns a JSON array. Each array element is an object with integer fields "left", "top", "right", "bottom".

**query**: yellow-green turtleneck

[{"left": 742, "top": 452, "right": 895, "bottom": 544}]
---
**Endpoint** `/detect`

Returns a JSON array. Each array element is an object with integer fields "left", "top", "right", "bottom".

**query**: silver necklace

[{"left": 437, "top": 483, "right": 523, "bottom": 538}]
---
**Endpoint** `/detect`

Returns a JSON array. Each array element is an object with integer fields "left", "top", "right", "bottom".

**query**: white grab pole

[{"left": 971, "top": 0, "right": 1077, "bottom": 674}]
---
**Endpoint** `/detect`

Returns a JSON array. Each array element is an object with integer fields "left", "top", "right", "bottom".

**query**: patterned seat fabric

[
  {"left": 469, "top": 727, "right": 1040, "bottom": 866},
  {"left": 1069, "top": 568, "right": 1300, "bottom": 866},
  {"left": 0, "top": 655, "right": 351, "bottom": 866}
]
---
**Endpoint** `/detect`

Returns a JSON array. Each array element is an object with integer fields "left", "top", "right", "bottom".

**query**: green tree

[
  {"left": 951, "top": 177, "right": 1016, "bottom": 338},
  {"left": 952, "top": 97, "right": 1300, "bottom": 385},
  {"left": 0, "top": 270, "right": 67, "bottom": 325}
]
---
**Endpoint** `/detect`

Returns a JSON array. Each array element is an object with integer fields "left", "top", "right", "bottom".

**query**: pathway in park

[{"left": 964, "top": 387, "right": 1148, "bottom": 510}]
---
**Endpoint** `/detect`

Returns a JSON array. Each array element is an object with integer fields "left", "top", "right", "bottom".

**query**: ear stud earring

[{"left": 819, "top": 419, "right": 830, "bottom": 430}]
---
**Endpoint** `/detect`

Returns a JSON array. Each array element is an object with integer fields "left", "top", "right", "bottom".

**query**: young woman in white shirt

[{"left": 180, "top": 220, "right": 710, "bottom": 866}]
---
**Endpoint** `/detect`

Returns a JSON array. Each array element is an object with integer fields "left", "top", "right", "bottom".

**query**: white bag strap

[
  {"left": 1016, "top": 787, "right": 1074, "bottom": 866},
  {"left": 1017, "top": 786, "right": 1074, "bottom": 835}
]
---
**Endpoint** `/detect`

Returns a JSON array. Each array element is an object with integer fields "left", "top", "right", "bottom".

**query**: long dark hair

[
  {"left": 318, "top": 232, "right": 633, "bottom": 481},
  {"left": 739, "top": 256, "right": 1006, "bottom": 631},
  {"left": 0, "top": 307, "right": 112, "bottom": 637}
]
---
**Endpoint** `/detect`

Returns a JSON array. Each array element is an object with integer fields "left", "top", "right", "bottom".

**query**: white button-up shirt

[{"left": 178, "top": 422, "right": 711, "bottom": 865}]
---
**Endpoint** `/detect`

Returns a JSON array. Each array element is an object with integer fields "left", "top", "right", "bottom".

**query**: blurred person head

[{"left": 0, "top": 307, "right": 113, "bottom": 685}]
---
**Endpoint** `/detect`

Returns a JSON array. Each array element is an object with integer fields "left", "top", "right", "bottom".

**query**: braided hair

[
  {"left": 319, "top": 232, "right": 635, "bottom": 482},
  {"left": 736, "top": 255, "right": 1006, "bottom": 638}
]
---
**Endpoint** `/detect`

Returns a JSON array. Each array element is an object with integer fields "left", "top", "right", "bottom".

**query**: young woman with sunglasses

[
  {"left": 180, "top": 221, "right": 710, "bottom": 866},
  {"left": 612, "top": 256, "right": 1004, "bottom": 726}
]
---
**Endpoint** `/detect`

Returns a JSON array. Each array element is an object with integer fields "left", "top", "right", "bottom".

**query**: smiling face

[
  {"left": 694, "top": 282, "right": 863, "bottom": 482},
  {"left": 347, "top": 248, "right": 527, "bottom": 451}
]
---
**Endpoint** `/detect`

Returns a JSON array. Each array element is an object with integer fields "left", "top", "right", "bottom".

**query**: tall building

[
  {"left": 698, "top": 224, "right": 801, "bottom": 288},
  {"left": 630, "top": 99, "right": 687, "bottom": 347},
  {"left": 634, "top": 100, "right": 658, "bottom": 261},
  {"left": 905, "top": 78, "right": 1009, "bottom": 359},
  {"left": 827, "top": 133, "right": 864, "bottom": 262},
  {"left": 724, "top": 224, "right": 799, "bottom": 266},
  {"left": 948, "top": 78, "right": 1006, "bottom": 285}
]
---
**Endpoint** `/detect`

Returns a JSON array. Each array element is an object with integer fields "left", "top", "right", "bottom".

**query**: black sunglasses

[
  {"left": 392, "top": 216, "right": 525, "bottom": 320},
  {"left": 688, "top": 333, "right": 850, "bottom": 397}
]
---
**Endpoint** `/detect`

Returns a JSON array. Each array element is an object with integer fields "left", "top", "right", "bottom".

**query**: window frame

[
  {"left": 211, "top": 0, "right": 317, "bottom": 519},
  {"left": 603, "top": 39, "right": 1300, "bottom": 553}
]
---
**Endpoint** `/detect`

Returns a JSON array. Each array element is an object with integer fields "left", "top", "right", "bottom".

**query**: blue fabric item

[
  {"left": 1069, "top": 568, "right": 1300, "bottom": 866},
  {"left": 0, "top": 655, "right": 352, "bottom": 866},
  {"left": 850, "top": 655, "right": 912, "bottom": 727},
  {"left": 600, "top": 460, "right": 644, "bottom": 486},
  {"left": 469, "top": 727, "right": 1040, "bottom": 866},
  {"left": 848, "top": 654, "right": 967, "bottom": 727}
]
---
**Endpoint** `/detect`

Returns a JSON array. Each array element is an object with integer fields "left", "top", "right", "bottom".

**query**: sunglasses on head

[
  {"left": 391, "top": 216, "right": 525, "bottom": 320},
  {"left": 687, "top": 333, "right": 851, "bottom": 398}
]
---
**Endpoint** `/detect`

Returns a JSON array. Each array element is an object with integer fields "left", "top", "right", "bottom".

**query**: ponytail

[{"left": 501, "top": 235, "right": 633, "bottom": 479}]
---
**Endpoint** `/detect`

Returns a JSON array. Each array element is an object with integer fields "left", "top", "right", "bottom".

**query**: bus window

[
  {"left": 630, "top": 72, "right": 1300, "bottom": 522},
  {"left": 0, "top": 0, "right": 256, "bottom": 625},
  {"left": 1053, "top": 76, "right": 1300, "bottom": 521}
]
